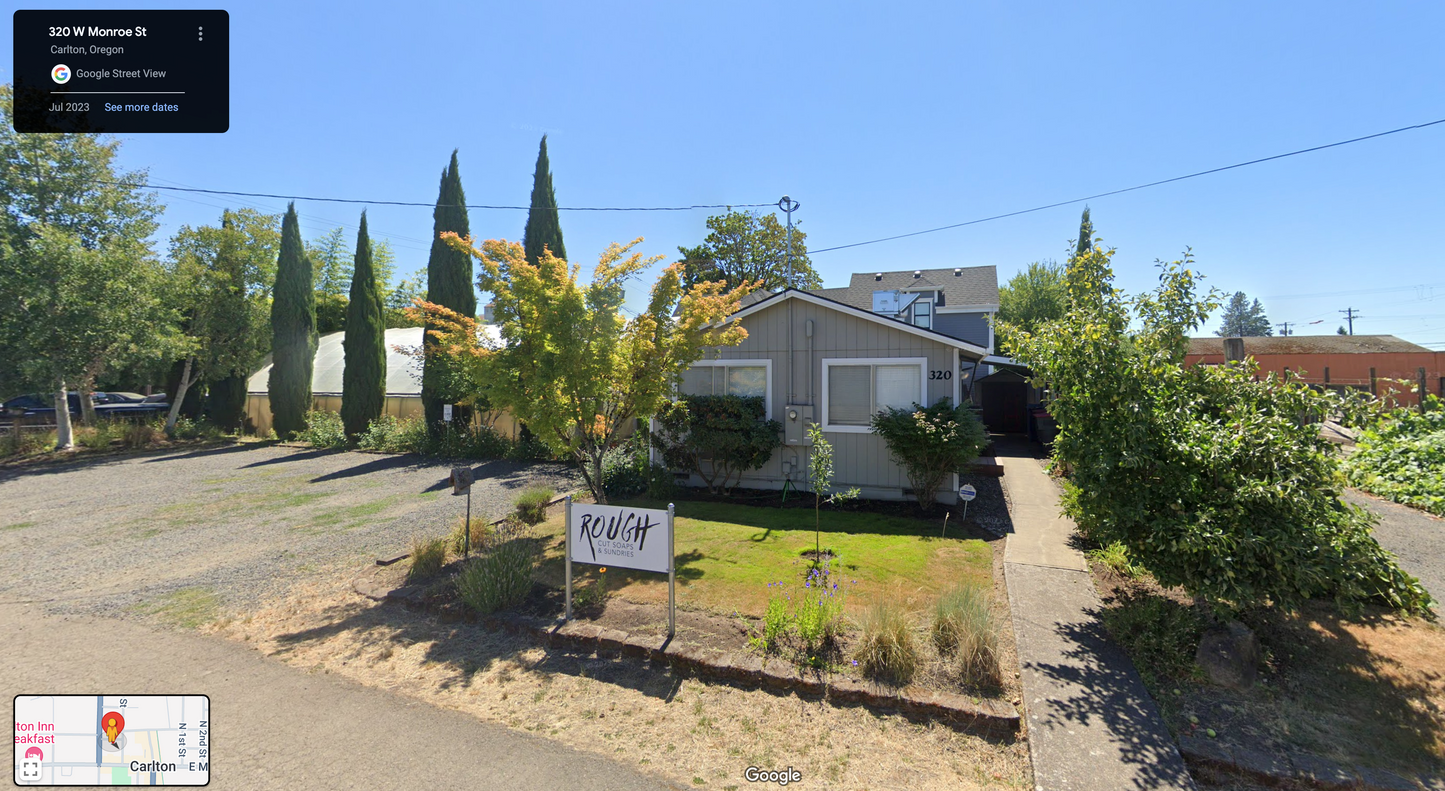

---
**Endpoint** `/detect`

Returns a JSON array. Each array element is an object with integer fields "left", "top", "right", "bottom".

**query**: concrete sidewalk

[{"left": 999, "top": 449, "right": 1197, "bottom": 791}]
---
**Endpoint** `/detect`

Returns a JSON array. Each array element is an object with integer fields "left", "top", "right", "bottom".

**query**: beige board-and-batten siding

[
  {"left": 243, "top": 393, "right": 526, "bottom": 439},
  {"left": 679, "top": 291, "right": 983, "bottom": 503}
]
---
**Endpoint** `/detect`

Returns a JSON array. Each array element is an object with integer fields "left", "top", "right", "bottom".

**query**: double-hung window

[
  {"left": 678, "top": 360, "right": 772, "bottom": 416},
  {"left": 821, "top": 357, "right": 927, "bottom": 432}
]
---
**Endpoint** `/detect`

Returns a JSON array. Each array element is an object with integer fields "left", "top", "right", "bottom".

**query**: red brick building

[{"left": 1185, "top": 335, "right": 1443, "bottom": 407}]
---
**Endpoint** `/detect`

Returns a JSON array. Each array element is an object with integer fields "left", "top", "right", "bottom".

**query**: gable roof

[
  {"left": 1187, "top": 334, "right": 1432, "bottom": 356},
  {"left": 810, "top": 266, "right": 999, "bottom": 311},
  {"left": 729, "top": 288, "right": 990, "bottom": 359}
]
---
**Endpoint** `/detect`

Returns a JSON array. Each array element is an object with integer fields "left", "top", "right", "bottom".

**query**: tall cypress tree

[
  {"left": 422, "top": 150, "right": 475, "bottom": 431},
  {"left": 523, "top": 135, "right": 566, "bottom": 265},
  {"left": 268, "top": 203, "right": 317, "bottom": 439},
  {"left": 341, "top": 211, "right": 386, "bottom": 440},
  {"left": 1075, "top": 206, "right": 1094, "bottom": 257}
]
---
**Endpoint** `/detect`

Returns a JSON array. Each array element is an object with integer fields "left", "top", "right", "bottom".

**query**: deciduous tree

[
  {"left": 678, "top": 209, "right": 820, "bottom": 292},
  {"left": 411, "top": 237, "right": 754, "bottom": 503},
  {"left": 996, "top": 260, "right": 1065, "bottom": 355},
  {"left": 0, "top": 84, "right": 164, "bottom": 448}
]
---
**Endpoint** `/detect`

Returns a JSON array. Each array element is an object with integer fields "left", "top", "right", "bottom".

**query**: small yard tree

[
  {"left": 652, "top": 394, "right": 782, "bottom": 494},
  {"left": 410, "top": 236, "right": 754, "bottom": 503},
  {"left": 805, "top": 423, "right": 859, "bottom": 562},
  {"left": 872, "top": 397, "right": 988, "bottom": 511},
  {"left": 1005, "top": 241, "right": 1432, "bottom": 617}
]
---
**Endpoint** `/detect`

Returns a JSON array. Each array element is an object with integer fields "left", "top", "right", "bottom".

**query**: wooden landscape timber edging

[
  {"left": 1178, "top": 735, "right": 1439, "bottom": 791},
  {"left": 353, "top": 565, "right": 1019, "bottom": 738}
]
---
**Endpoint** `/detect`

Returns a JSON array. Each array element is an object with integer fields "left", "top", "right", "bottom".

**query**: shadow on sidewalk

[{"left": 1024, "top": 613, "right": 1196, "bottom": 790}]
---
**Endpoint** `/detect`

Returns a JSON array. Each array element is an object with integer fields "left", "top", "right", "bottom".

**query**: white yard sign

[
  {"left": 568, "top": 503, "right": 671, "bottom": 573},
  {"left": 565, "top": 499, "right": 676, "bottom": 635}
]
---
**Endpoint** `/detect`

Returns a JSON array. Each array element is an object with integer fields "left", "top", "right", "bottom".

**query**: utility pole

[
  {"left": 1339, "top": 307, "right": 1359, "bottom": 335},
  {"left": 777, "top": 195, "right": 799, "bottom": 289},
  {"left": 1277, "top": 321, "right": 1294, "bottom": 336}
]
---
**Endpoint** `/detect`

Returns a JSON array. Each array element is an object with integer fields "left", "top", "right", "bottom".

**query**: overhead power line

[
  {"left": 96, "top": 180, "right": 773, "bottom": 212},
  {"left": 809, "top": 117, "right": 1445, "bottom": 254}
]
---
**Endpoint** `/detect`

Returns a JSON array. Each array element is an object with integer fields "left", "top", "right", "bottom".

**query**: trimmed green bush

[
  {"left": 296, "top": 410, "right": 348, "bottom": 449},
  {"left": 652, "top": 395, "right": 782, "bottom": 494},
  {"left": 871, "top": 397, "right": 988, "bottom": 511},
  {"left": 1343, "top": 395, "right": 1445, "bottom": 516},
  {"left": 854, "top": 598, "right": 919, "bottom": 685}
]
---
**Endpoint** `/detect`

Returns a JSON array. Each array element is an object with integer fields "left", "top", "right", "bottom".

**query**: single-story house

[
  {"left": 1184, "top": 335, "right": 1443, "bottom": 406},
  {"left": 244, "top": 325, "right": 518, "bottom": 436},
  {"left": 670, "top": 269, "right": 999, "bottom": 503}
]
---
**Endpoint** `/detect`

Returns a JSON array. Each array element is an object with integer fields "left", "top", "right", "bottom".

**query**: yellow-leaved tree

[{"left": 410, "top": 236, "right": 753, "bottom": 503}]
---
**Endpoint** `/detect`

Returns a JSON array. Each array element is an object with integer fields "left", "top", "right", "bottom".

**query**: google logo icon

[{"left": 52, "top": 64, "right": 71, "bottom": 84}]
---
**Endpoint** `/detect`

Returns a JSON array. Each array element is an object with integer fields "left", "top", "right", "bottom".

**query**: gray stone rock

[{"left": 1195, "top": 620, "right": 1260, "bottom": 690}]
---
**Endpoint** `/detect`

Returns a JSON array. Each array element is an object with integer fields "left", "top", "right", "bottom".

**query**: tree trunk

[
  {"left": 54, "top": 380, "right": 74, "bottom": 450},
  {"left": 591, "top": 453, "right": 607, "bottom": 505},
  {"left": 165, "top": 357, "right": 197, "bottom": 435},
  {"left": 78, "top": 378, "right": 98, "bottom": 427}
]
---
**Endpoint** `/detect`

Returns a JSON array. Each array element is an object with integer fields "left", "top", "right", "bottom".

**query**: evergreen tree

[
  {"left": 268, "top": 203, "right": 317, "bottom": 439},
  {"left": 1215, "top": 291, "right": 1274, "bottom": 337},
  {"left": 422, "top": 151, "right": 475, "bottom": 430},
  {"left": 341, "top": 212, "right": 386, "bottom": 440},
  {"left": 1075, "top": 206, "right": 1094, "bottom": 257},
  {"left": 523, "top": 135, "right": 567, "bottom": 265}
]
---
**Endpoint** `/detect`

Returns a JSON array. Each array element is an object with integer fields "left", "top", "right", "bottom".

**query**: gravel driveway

[
  {"left": 0, "top": 444, "right": 579, "bottom": 618},
  {"left": 1348, "top": 489, "right": 1445, "bottom": 607}
]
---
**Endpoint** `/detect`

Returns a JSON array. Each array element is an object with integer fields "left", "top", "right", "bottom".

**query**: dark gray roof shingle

[{"left": 808, "top": 266, "right": 999, "bottom": 311}]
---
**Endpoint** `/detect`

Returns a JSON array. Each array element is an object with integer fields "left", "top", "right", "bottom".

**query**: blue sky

[{"left": 6, "top": 2, "right": 1444, "bottom": 345}]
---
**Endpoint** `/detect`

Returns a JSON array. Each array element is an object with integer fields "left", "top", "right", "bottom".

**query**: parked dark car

[{"left": 2, "top": 392, "right": 171, "bottom": 424}]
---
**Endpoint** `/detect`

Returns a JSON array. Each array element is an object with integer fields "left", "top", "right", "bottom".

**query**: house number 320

[{"left": 929, "top": 370, "right": 952, "bottom": 380}]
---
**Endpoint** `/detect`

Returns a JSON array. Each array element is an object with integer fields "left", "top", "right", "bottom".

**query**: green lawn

[{"left": 534, "top": 499, "right": 992, "bottom": 617}]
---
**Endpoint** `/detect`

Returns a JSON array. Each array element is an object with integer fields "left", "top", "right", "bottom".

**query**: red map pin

[{"left": 102, "top": 711, "right": 125, "bottom": 746}]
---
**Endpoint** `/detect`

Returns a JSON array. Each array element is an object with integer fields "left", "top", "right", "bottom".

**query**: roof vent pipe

[
  {"left": 913, "top": 270, "right": 921, "bottom": 278},
  {"left": 875, "top": 273, "right": 882, "bottom": 281},
  {"left": 954, "top": 268, "right": 962, "bottom": 276}
]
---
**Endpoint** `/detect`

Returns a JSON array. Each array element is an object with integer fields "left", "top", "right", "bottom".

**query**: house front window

[
  {"left": 821, "top": 357, "right": 926, "bottom": 432},
  {"left": 679, "top": 359, "right": 773, "bottom": 417}
]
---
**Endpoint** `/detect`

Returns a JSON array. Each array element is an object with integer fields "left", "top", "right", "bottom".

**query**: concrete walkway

[
  {"left": 999, "top": 447, "right": 1197, "bottom": 791},
  {"left": 1, "top": 603, "right": 673, "bottom": 791}
]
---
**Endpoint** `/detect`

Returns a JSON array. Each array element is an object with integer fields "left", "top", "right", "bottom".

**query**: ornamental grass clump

[
  {"left": 514, "top": 486, "right": 554, "bottom": 525},
  {"left": 457, "top": 521, "right": 541, "bottom": 615},
  {"left": 854, "top": 597, "right": 919, "bottom": 685},
  {"left": 932, "top": 582, "right": 1001, "bottom": 687},
  {"left": 407, "top": 535, "right": 448, "bottom": 583}
]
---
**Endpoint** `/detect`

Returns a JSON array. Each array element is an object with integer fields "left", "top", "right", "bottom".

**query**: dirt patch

[
  {"left": 214, "top": 569, "right": 1033, "bottom": 790},
  {"left": 1089, "top": 559, "right": 1445, "bottom": 781}
]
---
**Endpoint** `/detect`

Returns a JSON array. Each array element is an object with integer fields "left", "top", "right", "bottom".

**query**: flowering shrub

[
  {"left": 870, "top": 398, "right": 988, "bottom": 511},
  {"left": 749, "top": 560, "right": 852, "bottom": 667}
]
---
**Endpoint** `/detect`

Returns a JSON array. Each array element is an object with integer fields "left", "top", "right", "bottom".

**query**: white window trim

[
  {"left": 820, "top": 357, "right": 928, "bottom": 434},
  {"left": 681, "top": 358, "right": 774, "bottom": 419}
]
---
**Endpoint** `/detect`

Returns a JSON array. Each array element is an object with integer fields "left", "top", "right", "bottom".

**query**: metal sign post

[
  {"left": 564, "top": 495, "right": 573, "bottom": 622},
  {"left": 451, "top": 467, "right": 474, "bottom": 556},
  {"left": 958, "top": 483, "right": 977, "bottom": 527},
  {"left": 668, "top": 502, "right": 676, "bottom": 638}
]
